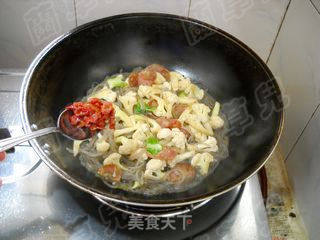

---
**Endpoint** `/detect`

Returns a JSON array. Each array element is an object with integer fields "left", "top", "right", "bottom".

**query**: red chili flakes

[{"left": 66, "top": 98, "right": 115, "bottom": 131}]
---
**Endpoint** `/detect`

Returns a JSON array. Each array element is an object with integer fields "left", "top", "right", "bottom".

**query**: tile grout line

[
  {"left": 73, "top": 0, "right": 78, "bottom": 27},
  {"left": 268, "top": 0, "right": 319, "bottom": 162},
  {"left": 187, "top": 0, "right": 192, "bottom": 17},
  {"left": 0, "top": 72, "right": 25, "bottom": 76},
  {"left": 0, "top": 90, "right": 20, "bottom": 93},
  {"left": 285, "top": 104, "right": 320, "bottom": 161},
  {"left": 266, "top": 0, "right": 292, "bottom": 64},
  {"left": 309, "top": 0, "right": 320, "bottom": 15}
]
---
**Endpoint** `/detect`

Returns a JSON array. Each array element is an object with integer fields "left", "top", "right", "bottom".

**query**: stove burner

[{"left": 94, "top": 184, "right": 244, "bottom": 218}]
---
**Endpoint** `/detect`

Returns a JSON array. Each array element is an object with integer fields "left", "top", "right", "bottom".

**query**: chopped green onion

[
  {"left": 177, "top": 90, "right": 187, "bottom": 97},
  {"left": 132, "top": 181, "right": 141, "bottom": 189},
  {"left": 107, "top": 75, "right": 127, "bottom": 89},
  {"left": 133, "top": 102, "right": 143, "bottom": 114},
  {"left": 146, "top": 137, "right": 162, "bottom": 155},
  {"left": 146, "top": 105, "right": 156, "bottom": 112},
  {"left": 133, "top": 101, "right": 156, "bottom": 115}
]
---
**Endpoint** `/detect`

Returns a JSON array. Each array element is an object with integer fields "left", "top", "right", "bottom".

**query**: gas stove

[{"left": 0, "top": 72, "right": 271, "bottom": 240}]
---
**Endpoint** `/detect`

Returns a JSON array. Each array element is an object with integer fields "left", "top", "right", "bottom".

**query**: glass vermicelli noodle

[{"left": 67, "top": 64, "right": 229, "bottom": 195}]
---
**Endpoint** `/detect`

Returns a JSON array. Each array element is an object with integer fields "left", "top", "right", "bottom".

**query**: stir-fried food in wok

[{"left": 66, "top": 64, "right": 228, "bottom": 194}]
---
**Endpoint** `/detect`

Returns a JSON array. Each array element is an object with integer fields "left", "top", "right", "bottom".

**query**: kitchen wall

[
  {"left": 267, "top": 0, "right": 320, "bottom": 239},
  {"left": 0, "top": 0, "right": 290, "bottom": 70},
  {"left": 0, "top": 0, "right": 319, "bottom": 238},
  {"left": 0, "top": 0, "right": 76, "bottom": 69}
]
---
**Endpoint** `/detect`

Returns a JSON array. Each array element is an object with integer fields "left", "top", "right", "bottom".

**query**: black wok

[{"left": 20, "top": 13, "right": 283, "bottom": 207}]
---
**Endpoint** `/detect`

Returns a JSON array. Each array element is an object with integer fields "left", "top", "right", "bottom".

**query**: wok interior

[{"left": 24, "top": 15, "right": 282, "bottom": 205}]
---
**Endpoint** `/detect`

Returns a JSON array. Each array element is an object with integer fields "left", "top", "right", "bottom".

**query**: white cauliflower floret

[
  {"left": 186, "top": 143, "right": 197, "bottom": 152},
  {"left": 138, "top": 85, "right": 161, "bottom": 98},
  {"left": 114, "top": 105, "right": 134, "bottom": 127},
  {"left": 169, "top": 128, "right": 187, "bottom": 151},
  {"left": 103, "top": 153, "right": 127, "bottom": 170},
  {"left": 155, "top": 72, "right": 166, "bottom": 84},
  {"left": 132, "top": 124, "right": 149, "bottom": 141},
  {"left": 190, "top": 84, "right": 204, "bottom": 100},
  {"left": 191, "top": 152, "right": 215, "bottom": 175},
  {"left": 163, "top": 91, "right": 179, "bottom": 118},
  {"left": 96, "top": 140, "right": 110, "bottom": 153},
  {"left": 118, "top": 91, "right": 137, "bottom": 115},
  {"left": 144, "top": 159, "right": 166, "bottom": 180},
  {"left": 157, "top": 128, "right": 187, "bottom": 149},
  {"left": 146, "top": 159, "right": 166, "bottom": 171},
  {"left": 210, "top": 101, "right": 224, "bottom": 129},
  {"left": 147, "top": 118, "right": 161, "bottom": 134},
  {"left": 169, "top": 71, "right": 192, "bottom": 93},
  {"left": 203, "top": 122, "right": 214, "bottom": 135},
  {"left": 129, "top": 148, "right": 148, "bottom": 162},
  {"left": 187, "top": 126, "right": 207, "bottom": 143},
  {"left": 178, "top": 108, "right": 191, "bottom": 124},
  {"left": 185, "top": 114, "right": 212, "bottom": 135},
  {"left": 152, "top": 95, "right": 167, "bottom": 117},
  {"left": 73, "top": 140, "right": 83, "bottom": 157},
  {"left": 157, "top": 128, "right": 172, "bottom": 140},
  {"left": 191, "top": 103, "right": 211, "bottom": 122},
  {"left": 114, "top": 126, "right": 137, "bottom": 137},
  {"left": 177, "top": 96, "right": 197, "bottom": 104},
  {"left": 196, "top": 136, "right": 218, "bottom": 152},
  {"left": 138, "top": 85, "right": 152, "bottom": 98},
  {"left": 179, "top": 78, "right": 191, "bottom": 92},
  {"left": 169, "top": 72, "right": 182, "bottom": 91},
  {"left": 117, "top": 137, "right": 142, "bottom": 155},
  {"left": 212, "top": 101, "right": 221, "bottom": 116},
  {"left": 163, "top": 91, "right": 179, "bottom": 103},
  {"left": 170, "top": 151, "right": 195, "bottom": 167},
  {"left": 89, "top": 87, "right": 117, "bottom": 102},
  {"left": 162, "top": 81, "right": 171, "bottom": 91},
  {"left": 211, "top": 116, "right": 224, "bottom": 129}
]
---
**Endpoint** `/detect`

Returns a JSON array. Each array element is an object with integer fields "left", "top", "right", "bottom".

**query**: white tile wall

[
  {"left": 75, "top": 0, "right": 190, "bottom": 25},
  {"left": 0, "top": 0, "right": 75, "bottom": 69},
  {"left": 267, "top": 0, "right": 320, "bottom": 159},
  {"left": 286, "top": 105, "right": 320, "bottom": 240},
  {"left": 189, "top": 0, "right": 289, "bottom": 61},
  {"left": 0, "top": 74, "right": 23, "bottom": 92},
  {"left": 311, "top": 0, "right": 320, "bottom": 13}
]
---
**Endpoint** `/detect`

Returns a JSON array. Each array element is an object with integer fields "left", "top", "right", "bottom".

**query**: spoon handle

[{"left": 0, "top": 127, "right": 58, "bottom": 152}]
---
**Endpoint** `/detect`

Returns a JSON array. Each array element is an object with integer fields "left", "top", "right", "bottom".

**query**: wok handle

[{"left": 0, "top": 127, "right": 58, "bottom": 152}]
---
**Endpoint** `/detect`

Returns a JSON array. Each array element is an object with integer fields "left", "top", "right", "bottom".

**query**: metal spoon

[{"left": 0, "top": 110, "right": 92, "bottom": 152}]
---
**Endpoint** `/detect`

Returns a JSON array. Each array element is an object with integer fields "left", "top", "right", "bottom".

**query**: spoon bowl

[
  {"left": 57, "top": 109, "right": 93, "bottom": 141},
  {"left": 0, "top": 109, "right": 92, "bottom": 153}
]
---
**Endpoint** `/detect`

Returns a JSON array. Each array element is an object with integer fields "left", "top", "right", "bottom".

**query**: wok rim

[{"left": 20, "top": 12, "right": 284, "bottom": 207}]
